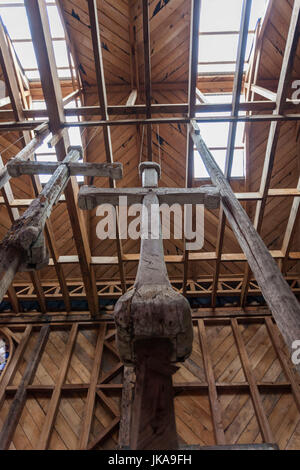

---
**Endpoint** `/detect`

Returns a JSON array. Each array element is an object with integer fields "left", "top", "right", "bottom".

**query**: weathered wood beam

[
  {"left": 241, "top": 0, "right": 300, "bottom": 304},
  {"left": 2, "top": 187, "right": 300, "bottom": 209},
  {"left": 0, "top": 147, "right": 82, "bottom": 291},
  {"left": 0, "top": 100, "right": 283, "bottom": 120},
  {"left": 7, "top": 160, "right": 123, "bottom": 179},
  {"left": 0, "top": 123, "right": 49, "bottom": 189},
  {"left": 130, "top": 339, "right": 178, "bottom": 450},
  {"left": 118, "top": 366, "right": 134, "bottom": 449},
  {"left": 25, "top": 0, "right": 99, "bottom": 316},
  {"left": 78, "top": 186, "right": 220, "bottom": 210},
  {"left": 0, "top": 20, "right": 48, "bottom": 313},
  {"left": 191, "top": 122, "right": 300, "bottom": 374}
]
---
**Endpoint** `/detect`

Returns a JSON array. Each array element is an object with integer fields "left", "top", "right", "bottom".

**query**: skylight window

[
  {"left": 194, "top": 94, "right": 246, "bottom": 179},
  {"left": 198, "top": 0, "right": 269, "bottom": 74},
  {"left": 195, "top": 1, "right": 269, "bottom": 178},
  {"left": 0, "top": 0, "right": 73, "bottom": 81}
]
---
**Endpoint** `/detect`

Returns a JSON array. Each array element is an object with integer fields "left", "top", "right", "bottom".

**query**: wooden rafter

[
  {"left": 24, "top": 0, "right": 99, "bottom": 316},
  {"left": 212, "top": 0, "right": 252, "bottom": 307},
  {"left": 183, "top": 0, "right": 201, "bottom": 295},
  {"left": 142, "top": 0, "right": 152, "bottom": 162},
  {"left": 87, "top": 0, "right": 126, "bottom": 294}
]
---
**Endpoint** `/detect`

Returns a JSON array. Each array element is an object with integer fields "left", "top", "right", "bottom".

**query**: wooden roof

[{"left": 0, "top": 0, "right": 299, "bottom": 312}]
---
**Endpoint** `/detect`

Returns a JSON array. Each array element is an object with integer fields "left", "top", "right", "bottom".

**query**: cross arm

[
  {"left": 7, "top": 159, "right": 123, "bottom": 180},
  {"left": 78, "top": 186, "right": 220, "bottom": 210}
]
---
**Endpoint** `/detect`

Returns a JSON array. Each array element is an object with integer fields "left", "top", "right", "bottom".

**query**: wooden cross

[
  {"left": 78, "top": 162, "right": 220, "bottom": 449},
  {"left": 0, "top": 146, "right": 122, "bottom": 304}
]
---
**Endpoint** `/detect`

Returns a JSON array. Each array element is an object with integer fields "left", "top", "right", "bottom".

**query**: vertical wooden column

[{"left": 130, "top": 338, "right": 178, "bottom": 450}]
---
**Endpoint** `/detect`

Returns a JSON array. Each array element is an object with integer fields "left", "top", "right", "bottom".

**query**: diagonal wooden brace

[
  {"left": 0, "top": 122, "right": 49, "bottom": 189},
  {"left": 0, "top": 146, "right": 82, "bottom": 274}
]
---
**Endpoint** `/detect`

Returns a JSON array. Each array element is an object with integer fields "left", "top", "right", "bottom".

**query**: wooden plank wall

[{"left": 0, "top": 316, "right": 300, "bottom": 449}]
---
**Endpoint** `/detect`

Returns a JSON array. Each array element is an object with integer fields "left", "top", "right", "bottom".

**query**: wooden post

[
  {"left": 130, "top": 338, "right": 178, "bottom": 450},
  {"left": 191, "top": 122, "right": 300, "bottom": 374}
]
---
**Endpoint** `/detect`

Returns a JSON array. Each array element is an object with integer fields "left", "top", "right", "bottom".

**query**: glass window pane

[
  {"left": 13, "top": 41, "right": 38, "bottom": 69},
  {"left": 199, "top": 34, "right": 239, "bottom": 62},
  {"left": 231, "top": 148, "right": 245, "bottom": 177},
  {"left": 200, "top": 0, "right": 243, "bottom": 32},
  {"left": 249, "top": 0, "right": 269, "bottom": 30},
  {"left": 53, "top": 41, "right": 68, "bottom": 68},
  {"left": 47, "top": 5, "right": 65, "bottom": 38},
  {"left": 194, "top": 148, "right": 245, "bottom": 178},
  {"left": 25, "top": 69, "right": 40, "bottom": 80},
  {"left": 0, "top": 6, "right": 31, "bottom": 39}
]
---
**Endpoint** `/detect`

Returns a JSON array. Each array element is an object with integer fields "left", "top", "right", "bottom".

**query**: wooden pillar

[{"left": 130, "top": 338, "right": 178, "bottom": 450}]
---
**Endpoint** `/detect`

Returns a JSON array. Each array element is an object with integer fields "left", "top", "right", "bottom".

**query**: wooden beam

[
  {"left": 118, "top": 366, "right": 134, "bottom": 449},
  {"left": 25, "top": 0, "right": 99, "bottom": 316},
  {"left": 7, "top": 160, "right": 123, "bottom": 179},
  {"left": 142, "top": 0, "right": 152, "bottom": 162},
  {"left": 37, "top": 324, "right": 78, "bottom": 449},
  {"left": 241, "top": 0, "right": 300, "bottom": 304},
  {"left": 87, "top": 0, "right": 126, "bottom": 293},
  {"left": 231, "top": 318, "right": 274, "bottom": 443},
  {"left": 212, "top": 0, "right": 252, "bottom": 307},
  {"left": 0, "top": 325, "right": 50, "bottom": 450},
  {"left": 0, "top": 123, "right": 49, "bottom": 189},
  {"left": 183, "top": 0, "right": 201, "bottom": 295},
  {"left": 198, "top": 320, "right": 226, "bottom": 444},
  {"left": 78, "top": 324, "right": 106, "bottom": 449},
  {"left": 191, "top": 122, "right": 300, "bottom": 374}
]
